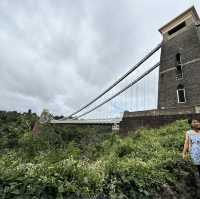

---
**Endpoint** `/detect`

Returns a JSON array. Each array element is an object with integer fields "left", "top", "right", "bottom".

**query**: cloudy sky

[{"left": 0, "top": 0, "right": 199, "bottom": 118}]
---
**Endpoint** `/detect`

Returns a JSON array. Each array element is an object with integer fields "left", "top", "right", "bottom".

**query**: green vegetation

[{"left": 0, "top": 111, "right": 198, "bottom": 198}]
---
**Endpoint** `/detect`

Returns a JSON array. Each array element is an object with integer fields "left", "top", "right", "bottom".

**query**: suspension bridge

[
  {"left": 40, "top": 6, "right": 200, "bottom": 133},
  {"left": 42, "top": 43, "right": 161, "bottom": 127}
]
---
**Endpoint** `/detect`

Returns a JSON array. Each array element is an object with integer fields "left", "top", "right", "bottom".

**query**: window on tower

[
  {"left": 168, "top": 21, "right": 186, "bottom": 36},
  {"left": 176, "top": 53, "right": 181, "bottom": 64},
  {"left": 176, "top": 53, "right": 183, "bottom": 79},
  {"left": 177, "top": 84, "right": 186, "bottom": 103}
]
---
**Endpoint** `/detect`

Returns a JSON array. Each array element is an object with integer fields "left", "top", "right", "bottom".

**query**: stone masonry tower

[{"left": 158, "top": 6, "right": 200, "bottom": 111}]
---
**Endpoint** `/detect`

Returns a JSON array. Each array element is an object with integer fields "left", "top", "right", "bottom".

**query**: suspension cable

[
  {"left": 67, "top": 43, "right": 162, "bottom": 118},
  {"left": 74, "top": 62, "right": 160, "bottom": 119}
]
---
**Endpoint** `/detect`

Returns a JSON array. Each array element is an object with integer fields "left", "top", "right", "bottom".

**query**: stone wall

[{"left": 119, "top": 107, "right": 200, "bottom": 135}]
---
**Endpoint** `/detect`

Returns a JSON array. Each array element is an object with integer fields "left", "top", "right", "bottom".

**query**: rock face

[{"left": 39, "top": 109, "right": 53, "bottom": 123}]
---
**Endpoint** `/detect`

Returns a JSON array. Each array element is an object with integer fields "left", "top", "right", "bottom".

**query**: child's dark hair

[
  {"left": 188, "top": 117, "right": 200, "bottom": 126},
  {"left": 188, "top": 118, "right": 193, "bottom": 125}
]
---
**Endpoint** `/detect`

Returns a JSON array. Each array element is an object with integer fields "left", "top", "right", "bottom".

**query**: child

[{"left": 183, "top": 118, "right": 200, "bottom": 176}]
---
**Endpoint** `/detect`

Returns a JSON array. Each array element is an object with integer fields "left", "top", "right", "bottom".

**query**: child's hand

[{"left": 183, "top": 153, "right": 189, "bottom": 160}]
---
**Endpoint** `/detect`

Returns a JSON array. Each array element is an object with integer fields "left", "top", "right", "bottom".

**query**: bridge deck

[{"left": 50, "top": 118, "right": 122, "bottom": 124}]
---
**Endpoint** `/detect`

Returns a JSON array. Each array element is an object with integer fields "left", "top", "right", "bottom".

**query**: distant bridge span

[
  {"left": 50, "top": 118, "right": 122, "bottom": 131},
  {"left": 50, "top": 118, "right": 122, "bottom": 125}
]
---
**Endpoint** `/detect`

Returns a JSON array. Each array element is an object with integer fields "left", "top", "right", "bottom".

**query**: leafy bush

[{"left": 0, "top": 112, "right": 198, "bottom": 198}]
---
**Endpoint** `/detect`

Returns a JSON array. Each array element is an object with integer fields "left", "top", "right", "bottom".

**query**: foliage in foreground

[{"left": 0, "top": 111, "right": 197, "bottom": 198}]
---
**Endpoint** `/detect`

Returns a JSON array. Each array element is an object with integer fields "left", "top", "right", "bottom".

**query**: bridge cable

[
  {"left": 67, "top": 43, "right": 162, "bottom": 118},
  {"left": 74, "top": 62, "right": 160, "bottom": 119}
]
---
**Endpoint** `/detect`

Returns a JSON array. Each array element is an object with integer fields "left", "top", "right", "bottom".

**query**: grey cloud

[{"left": 0, "top": 0, "right": 199, "bottom": 116}]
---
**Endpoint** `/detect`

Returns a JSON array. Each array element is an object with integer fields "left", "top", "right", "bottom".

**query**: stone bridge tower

[
  {"left": 158, "top": 6, "right": 200, "bottom": 112},
  {"left": 120, "top": 7, "right": 200, "bottom": 134}
]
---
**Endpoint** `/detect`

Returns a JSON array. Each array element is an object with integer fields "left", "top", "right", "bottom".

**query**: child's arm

[{"left": 183, "top": 131, "right": 189, "bottom": 160}]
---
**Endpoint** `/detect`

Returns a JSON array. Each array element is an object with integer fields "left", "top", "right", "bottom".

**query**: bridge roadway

[{"left": 50, "top": 118, "right": 122, "bottom": 125}]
